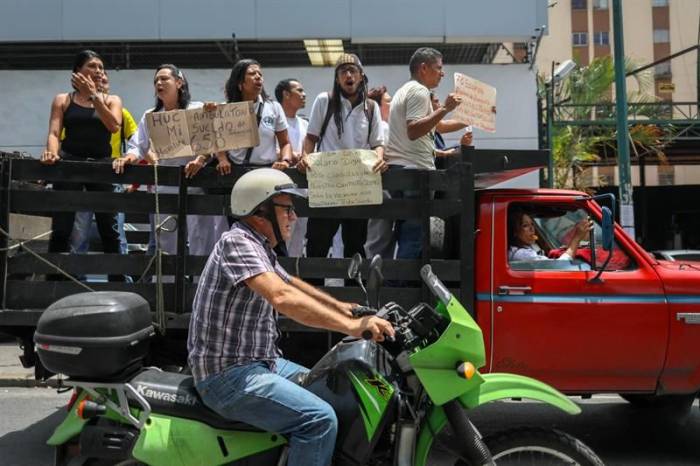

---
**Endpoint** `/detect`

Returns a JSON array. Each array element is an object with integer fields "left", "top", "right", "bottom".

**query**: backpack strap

[
  {"left": 364, "top": 99, "right": 376, "bottom": 146},
  {"left": 243, "top": 100, "right": 265, "bottom": 164},
  {"left": 316, "top": 93, "right": 335, "bottom": 150}
]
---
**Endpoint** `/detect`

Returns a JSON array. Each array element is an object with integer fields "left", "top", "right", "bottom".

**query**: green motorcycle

[{"left": 36, "top": 256, "right": 603, "bottom": 465}]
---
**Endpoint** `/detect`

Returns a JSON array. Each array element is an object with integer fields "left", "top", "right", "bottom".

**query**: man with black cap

[
  {"left": 188, "top": 168, "right": 393, "bottom": 466},
  {"left": 298, "top": 53, "right": 387, "bottom": 268}
]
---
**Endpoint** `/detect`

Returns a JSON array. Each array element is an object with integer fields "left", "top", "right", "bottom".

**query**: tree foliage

[{"left": 541, "top": 56, "right": 674, "bottom": 190}]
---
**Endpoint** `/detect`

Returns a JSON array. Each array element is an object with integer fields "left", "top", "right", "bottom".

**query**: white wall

[
  {"left": 0, "top": 64, "right": 538, "bottom": 156},
  {"left": 1, "top": 0, "right": 547, "bottom": 42}
]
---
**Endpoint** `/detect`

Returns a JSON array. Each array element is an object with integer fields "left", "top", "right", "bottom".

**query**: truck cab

[{"left": 476, "top": 189, "right": 700, "bottom": 399}]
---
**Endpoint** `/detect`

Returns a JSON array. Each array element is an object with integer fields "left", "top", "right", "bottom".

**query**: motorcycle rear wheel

[{"left": 484, "top": 427, "right": 604, "bottom": 466}]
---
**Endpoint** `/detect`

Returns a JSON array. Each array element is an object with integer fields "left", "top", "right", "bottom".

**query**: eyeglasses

[{"left": 272, "top": 203, "right": 296, "bottom": 216}]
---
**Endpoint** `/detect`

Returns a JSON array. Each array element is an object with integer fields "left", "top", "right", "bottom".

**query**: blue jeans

[
  {"left": 390, "top": 189, "right": 424, "bottom": 260},
  {"left": 195, "top": 358, "right": 337, "bottom": 466}
]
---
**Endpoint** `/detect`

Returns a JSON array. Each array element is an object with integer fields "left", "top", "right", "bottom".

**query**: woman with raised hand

[
  {"left": 41, "top": 49, "right": 124, "bottom": 281},
  {"left": 113, "top": 64, "right": 228, "bottom": 259}
]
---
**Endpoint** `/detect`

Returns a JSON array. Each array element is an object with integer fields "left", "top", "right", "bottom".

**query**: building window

[
  {"left": 653, "top": 29, "right": 670, "bottom": 43},
  {"left": 572, "top": 0, "right": 587, "bottom": 9},
  {"left": 652, "top": 0, "right": 669, "bottom": 7},
  {"left": 572, "top": 32, "right": 588, "bottom": 47},
  {"left": 593, "top": 31, "right": 609, "bottom": 45},
  {"left": 655, "top": 62, "right": 672, "bottom": 77},
  {"left": 593, "top": 0, "right": 608, "bottom": 9}
]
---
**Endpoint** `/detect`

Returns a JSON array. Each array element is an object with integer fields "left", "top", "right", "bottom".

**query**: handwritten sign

[
  {"left": 306, "top": 150, "right": 382, "bottom": 208},
  {"left": 146, "top": 102, "right": 259, "bottom": 159},
  {"left": 453, "top": 73, "right": 497, "bottom": 133}
]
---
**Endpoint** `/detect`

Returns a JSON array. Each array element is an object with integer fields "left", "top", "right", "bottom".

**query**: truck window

[{"left": 508, "top": 204, "right": 634, "bottom": 271}]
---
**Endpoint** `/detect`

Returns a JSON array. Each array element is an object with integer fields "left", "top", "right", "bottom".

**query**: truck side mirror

[
  {"left": 367, "top": 255, "right": 383, "bottom": 309},
  {"left": 590, "top": 206, "right": 615, "bottom": 283},
  {"left": 601, "top": 206, "right": 613, "bottom": 252}
]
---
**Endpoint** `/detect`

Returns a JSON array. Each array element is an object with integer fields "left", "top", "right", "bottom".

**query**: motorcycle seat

[{"left": 127, "top": 369, "right": 266, "bottom": 432}]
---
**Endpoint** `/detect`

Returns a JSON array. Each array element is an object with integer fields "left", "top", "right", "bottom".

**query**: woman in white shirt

[
  {"left": 508, "top": 209, "right": 593, "bottom": 262},
  {"left": 214, "top": 59, "right": 293, "bottom": 173},
  {"left": 112, "top": 64, "right": 228, "bottom": 258}
]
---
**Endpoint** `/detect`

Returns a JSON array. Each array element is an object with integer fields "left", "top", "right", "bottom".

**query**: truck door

[{"left": 488, "top": 197, "right": 668, "bottom": 393}]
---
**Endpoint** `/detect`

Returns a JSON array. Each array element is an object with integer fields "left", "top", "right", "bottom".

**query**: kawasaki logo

[{"left": 135, "top": 384, "right": 197, "bottom": 406}]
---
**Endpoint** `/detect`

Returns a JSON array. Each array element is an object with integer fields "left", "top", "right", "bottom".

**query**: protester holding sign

[
  {"left": 112, "top": 64, "right": 228, "bottom": 260},
  {"left": 215, "top": 59, "right": 292, "bottom": 174},
  {"left": 429, "top": 91, "right": 473, "bottom": 151},
  {"left": 385, "top": 47, "right": 463, "bottom": 261},
  {"left": 298, "top": 54, "right": 386, "bottom": 269},
  {"left": 40, "top": 50, "right": 124, "bottom": 281}
]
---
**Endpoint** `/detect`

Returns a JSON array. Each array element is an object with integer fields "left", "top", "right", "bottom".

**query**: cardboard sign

[
  {"left": 453, "top": 73, "right": 497, "bottom": 133},
  {"left": 306, "top": 150, "right": 382, "bottom": 208},
  {"left": 146, "top": 102, "right": 259, "bottom": 159}
]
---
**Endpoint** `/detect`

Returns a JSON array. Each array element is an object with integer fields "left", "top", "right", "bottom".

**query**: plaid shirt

[{"left": 187, "top": 222, "right": 290, "bottom": 382}]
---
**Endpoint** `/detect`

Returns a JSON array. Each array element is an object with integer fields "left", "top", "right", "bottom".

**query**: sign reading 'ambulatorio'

[
  {"left": 146, "top": 102, "right": 260, "bottom": 159},
  {"left": 306, "top": 150, "right": 383, "bottom": 208}
]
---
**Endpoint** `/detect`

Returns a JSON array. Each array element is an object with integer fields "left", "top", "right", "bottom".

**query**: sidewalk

[{"left": 0, "top": 342, "right": 60, "bottom": 388}]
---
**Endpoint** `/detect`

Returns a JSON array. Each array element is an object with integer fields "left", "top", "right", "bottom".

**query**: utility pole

[
  {"left": 546, "top": 61, "right": 555, "bottom": 188},
  {"left": 612, "top": 0, "right": 634, "bottom": 237}
]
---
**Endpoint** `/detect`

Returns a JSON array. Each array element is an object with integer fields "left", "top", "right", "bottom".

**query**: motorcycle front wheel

[
  {"left": 424, "top": 426, "right": 604, "bottom": 466},
  {"left": 483, "top": 427, "right": 604, "bottom": 466}
]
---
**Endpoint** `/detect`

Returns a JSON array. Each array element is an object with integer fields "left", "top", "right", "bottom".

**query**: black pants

[
  {"left": 48, "top": 180, "right": 124, "bottom": 282},
  {"left": 306, "top": 217, "right": 367, "bottom": 286}
]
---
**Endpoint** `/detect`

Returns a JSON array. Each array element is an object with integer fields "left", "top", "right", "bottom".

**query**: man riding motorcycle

[{"left": 187, "top": 168, "right": 394, "bottom": 466}]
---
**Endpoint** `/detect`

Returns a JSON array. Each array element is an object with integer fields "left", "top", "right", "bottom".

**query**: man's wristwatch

[{"left": 88, "top": 93, "right": 99, "bottom": 102}]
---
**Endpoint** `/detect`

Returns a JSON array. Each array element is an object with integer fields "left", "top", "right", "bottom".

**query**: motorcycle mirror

[
  {"left": 367, "top": 255, "right": 383, "bottom": 309},
  {"left": 348, "top": 253, "right": 369, "bottom": 305},
  {"left": 348, "top": 253, "right": 362, "bottom": 280}
]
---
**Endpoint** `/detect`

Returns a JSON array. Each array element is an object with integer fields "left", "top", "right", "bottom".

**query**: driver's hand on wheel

[{"left": 353, "top": 316, "right": 395, "bottom": 342}]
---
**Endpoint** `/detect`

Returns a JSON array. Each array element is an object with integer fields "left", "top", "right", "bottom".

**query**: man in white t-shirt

[
  {"left": 275, "top": 78, "right": 309, "bottom": 256},
  {"left": 385, "top": 47, "right": 462, "bottom": 259},
  {"left": 275, "top": 78, "right": 308, "bottom": 163},
  {"left": 298, "top": 54, "right": 386, "bottom": 275}
]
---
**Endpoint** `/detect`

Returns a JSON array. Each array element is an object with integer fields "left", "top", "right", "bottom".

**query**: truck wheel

[
  {"left": 430, "top": 217, "right": 446, "bottom": 258},
  {"left": 620, "top": 393, "right": 697, "bottom": 418},
  {"left": 484, "top": 427, "right": 604, "bottom": 466}
]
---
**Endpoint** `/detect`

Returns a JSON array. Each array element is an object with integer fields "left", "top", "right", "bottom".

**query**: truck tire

[
  {"left": 483, "top": 427, "right": 604, "bottom": 466},
  {"left": 620, "top": 393, "right": 697, "bottom": 418},
  {"left": 430, "top": 217, "right": 446, "bottom": 258}
]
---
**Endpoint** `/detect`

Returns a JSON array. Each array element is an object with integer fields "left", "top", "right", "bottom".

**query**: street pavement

[
  {"left": 0, "top": 341, "right": 36, "bottom": 387},
  {"left": 0, "top": 342, "right": 698, "bottom": 465}
]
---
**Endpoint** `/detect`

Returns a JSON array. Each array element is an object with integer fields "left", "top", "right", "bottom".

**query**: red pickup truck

[
  {"left": 472, "top": 187, "right": 700, "bottom": 414},
  {"left": 1, "top": 150, "right": 697, "bottom": 417}
]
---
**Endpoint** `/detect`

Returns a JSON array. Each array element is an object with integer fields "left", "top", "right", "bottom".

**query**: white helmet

[{"left": 230, "top": 168, "right": 307, "bottom": 217}]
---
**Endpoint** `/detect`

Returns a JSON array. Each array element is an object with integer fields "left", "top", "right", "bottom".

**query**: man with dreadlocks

[
  {"left": 298, "top": 53, "right": 387, "bottom": 269},
  {"left": 188, "top": 168, "right": 393, "bottom": 466}
]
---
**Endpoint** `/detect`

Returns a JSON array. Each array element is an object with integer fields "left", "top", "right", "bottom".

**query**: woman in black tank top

[{"left": 40, "top": 50, "right": 125, "bottom": 281}]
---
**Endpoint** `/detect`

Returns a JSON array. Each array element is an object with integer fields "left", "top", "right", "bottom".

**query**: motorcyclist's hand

[
  {"left": 350, "top": 305, "right": 375, "bottom": 318},
  {"left": 353, "top": 316, "right": 395, "bottom": 342}
]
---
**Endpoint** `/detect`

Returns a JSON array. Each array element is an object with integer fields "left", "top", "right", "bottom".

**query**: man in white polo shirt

[
  {"left": 298, "top": 54, "right": 386, "bottom": 273},
  {"left": 384, "top": 47, "right": 462, "bottom": 260}
]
